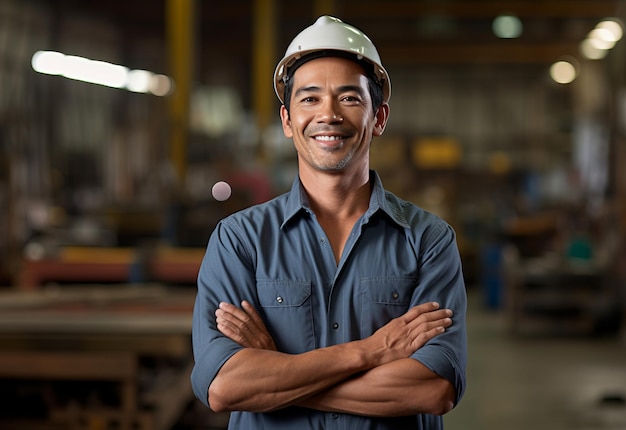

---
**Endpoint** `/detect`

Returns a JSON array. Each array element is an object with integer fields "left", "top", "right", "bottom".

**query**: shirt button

[
  {"left": 276, "top": 296, "right": 283, "bottom": 303},
  {"left": 392, "top": 292, "right": 399, "bottom": 300},
  {"left": 332, "top": 322, "right": 339, "bottom": 329},
  {"left": 331, "top": 413, "right": 339, "bottom": 419},
  {"left": 320, "top": 238, "right": 326, "bottom": 244}
]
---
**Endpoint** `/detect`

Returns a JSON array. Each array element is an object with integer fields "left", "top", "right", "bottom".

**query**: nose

[{"left": 317, "top": 99, "right": 343, "bottom": 124}]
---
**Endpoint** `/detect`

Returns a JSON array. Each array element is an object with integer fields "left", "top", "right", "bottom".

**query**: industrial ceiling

[{"left": 34, "top": 0, "right": 625, "bottom": 66}]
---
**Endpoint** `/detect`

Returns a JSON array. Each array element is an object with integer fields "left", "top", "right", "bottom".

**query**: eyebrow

[
  {"left": 294, "top": 85, "right": 321, "bottom": 97},
  {"left": 294, "top": 84, "right": 366, "bottom": 98}
]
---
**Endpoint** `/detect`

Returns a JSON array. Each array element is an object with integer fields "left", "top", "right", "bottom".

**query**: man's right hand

[{"left": 216, "top": 301, "right": 277, "bottom": 350}]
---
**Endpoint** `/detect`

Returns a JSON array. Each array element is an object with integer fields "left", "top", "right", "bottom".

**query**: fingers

[
  {"left": 404, "top": 303, "right": 453, "bottom": 349},
  {"left": 402, "top": 303, "right": 452, "bottom": 327},
  {"left": 217, "top": 301, "right": 268, "bottom": 336},
  {"left": 215, "top": 302, "right": 250, "bottom": 345},
  {"left": 402, "top": 301, "right": 448, "bottom": 320},
  {"left": 369, "top": 301, "right": 454, "bottom": 362},
  {"left": 215, "top": 301, "right": 277, "bottom": 350},
  {"left": 412, "top": 315, "right": 452, "bottom": 346},
  {"left": 241, "top": 300, "right": 268, "bottom": 330},
  {"left": 216, "top": 299, "right": 452, "bottom": 356},
  {"left": 215, "top": 302, "right": 249, "bottom": 331}
]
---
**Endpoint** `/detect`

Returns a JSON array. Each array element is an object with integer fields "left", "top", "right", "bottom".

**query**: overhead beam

[
  {"left": 204, "top": 1, "right": 620, "bottom": 21},
  {"left": 383, "top": 42, "right": 581, "bottom": 64},
  {"left": 199, "top": 38, "right": 586, "bottom": 65},
  {"left": 331, "top": 1, "right": 621, "bottom": 19}
]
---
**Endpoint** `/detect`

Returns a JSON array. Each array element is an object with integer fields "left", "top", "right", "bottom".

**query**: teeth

[{"left": 315, "top": 135, "right": 342, "bottom": 141}]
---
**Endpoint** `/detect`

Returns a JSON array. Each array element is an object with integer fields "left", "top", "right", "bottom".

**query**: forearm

[
  {"left": 298, "top": 358, "right": 456, "bottom": 417},
  {"left": 209, "top": 300, "right": 454, "bottom": 414},
  {"left": 209, "top": 339, "right": 381, "bottom": 413}
]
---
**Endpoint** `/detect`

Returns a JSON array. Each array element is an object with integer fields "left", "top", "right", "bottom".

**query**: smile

[{"left": 314, "top": 135, "right": 344, "bottom": 142}]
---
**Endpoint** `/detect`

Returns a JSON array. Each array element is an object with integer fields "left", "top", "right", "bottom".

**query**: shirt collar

[
  {"left": 281, "top": 176, "right": 311, "bottom": 229},
  {"left": 281, "top": 170, "right": 410, "bottom": 230},
  {"left": 366, "top": 170, "right": 410, "bottom": 229}
]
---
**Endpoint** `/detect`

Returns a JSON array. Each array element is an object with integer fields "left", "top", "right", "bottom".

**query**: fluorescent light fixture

[
  {"left": 126, "top": 69, "right": 153, "bottom": 93},
  {"left": 31, "top": 50, "right": 65, "bottom": 75},
  {"left": 31, "top": 50, "right": 173, "bottom": 96},
  {"left": 62, "top": 55, "right": 128, "bottom": 88}
]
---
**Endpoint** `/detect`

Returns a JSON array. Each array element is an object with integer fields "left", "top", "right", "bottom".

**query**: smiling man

[{"left": 191, "top": 16, "right": 467, "bottom": 430}]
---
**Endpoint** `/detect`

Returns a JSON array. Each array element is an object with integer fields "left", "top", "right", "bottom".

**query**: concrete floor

[
  {"left": 445, "top": 290, "right": 626, "bottom": 430},
  {"left": 182, "top": 289, "right": 626, "bottom": 429}
]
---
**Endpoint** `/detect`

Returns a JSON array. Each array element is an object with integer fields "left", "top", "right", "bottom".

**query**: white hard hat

[{"left": 274, "top": 15, "right": 391, "bottom": 104}]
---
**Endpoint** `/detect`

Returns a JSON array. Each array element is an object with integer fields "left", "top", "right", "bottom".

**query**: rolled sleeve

[
  {"left": 410, "top": 223, "right": 467, "bottom": 404},
  {"left": 191, "top": 220, "right": 255, "bottom": 408}
]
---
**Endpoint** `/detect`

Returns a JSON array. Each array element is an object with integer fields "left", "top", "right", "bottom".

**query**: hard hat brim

[
  {"left": 274, "top": 49, "right": 391, "bottom": 105},
  {"left": 273, "top": 16, "right": 391, "bottom": 105}
]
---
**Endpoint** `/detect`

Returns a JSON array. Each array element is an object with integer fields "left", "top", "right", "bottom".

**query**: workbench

[
  {"left": 18, "top": 246, "right": 205, "bottom": 290},
  {"left": 505, "top": 256, "right": 609, "bottom": 336},
  {"left": 0, "top": 285, "right": 196, "bottom": 430}
]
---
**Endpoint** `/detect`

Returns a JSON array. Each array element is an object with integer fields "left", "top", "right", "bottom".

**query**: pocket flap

[{"left": 257, "top": 279, "right": 311, "bottom": 308}]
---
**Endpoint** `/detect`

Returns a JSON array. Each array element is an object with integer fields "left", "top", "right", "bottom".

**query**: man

[{"left": 191, "top": 15, "right": 467, "bottom": 429}]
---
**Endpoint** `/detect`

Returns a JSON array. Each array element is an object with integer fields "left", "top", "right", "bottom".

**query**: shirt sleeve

[
  {"left": 410, "top": 222, "right": 468, "bottom": 405},
  {"left": 190, "top": 219, "right": 256, "bottom": 408}
]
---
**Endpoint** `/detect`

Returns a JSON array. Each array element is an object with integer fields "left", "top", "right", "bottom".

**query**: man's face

[{"left": 280, "top": 56, "right": 388, "bottom": 174}]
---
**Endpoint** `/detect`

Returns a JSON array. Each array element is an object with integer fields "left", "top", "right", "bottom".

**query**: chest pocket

[
  {"left": 257, "top": 279, "right": 314, "bottom": 353},
  {"left": 360, "top": 276, "right": 416, "bottom": 335}
]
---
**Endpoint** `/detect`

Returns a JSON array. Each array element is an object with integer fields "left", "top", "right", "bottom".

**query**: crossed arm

[{"left": 208, "top": 300, "right": 456, "bottom": 416}]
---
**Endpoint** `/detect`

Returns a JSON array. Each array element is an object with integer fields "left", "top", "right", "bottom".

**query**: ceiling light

[
  {"left": 588, "top": 28, "right": 617, "bottom": 50},
  {"left": 580, "top": 39, "right": 609, "bottom": 60},
  {"left": 492, "top": 15, "right": 523, "bottom": 39},
  {"left": 596, "top": 19, "right": 623, "bottom": 42},
  {"left": 550, "top": 60, "right": 577, "bottom": 84},
  {"left": 62, "top": 55, "right": 128, "bottom": 88},
  {"left": 149, "top": 74, "right": 174, "bottom": 97},
  {"left": 126, "top": 69, "right": 153, "bottom": 93},
  {"left": 31, "top": 50, "right": 173, "bottom": 96}
]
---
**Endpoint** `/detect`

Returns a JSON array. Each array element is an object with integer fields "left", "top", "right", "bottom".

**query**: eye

[
  {"left": 298, "top": 95, "right": 318, "bottom": 104},
  {"left": 341, "top": 95, "right": 362, "bottom": 104}
]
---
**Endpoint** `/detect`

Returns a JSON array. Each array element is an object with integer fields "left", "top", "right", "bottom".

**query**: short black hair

[{"left": 282, "top": 51, "right": 384, "bottom": 117}]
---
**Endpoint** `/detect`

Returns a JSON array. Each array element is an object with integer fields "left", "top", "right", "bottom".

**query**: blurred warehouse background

[{"left": 1, "top": 0, "right": 626, "bottom": 429}]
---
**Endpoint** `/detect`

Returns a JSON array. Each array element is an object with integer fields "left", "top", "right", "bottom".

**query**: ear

[
  {"left": 372, "top": 103, "right": 389, "bottom": 137},
  {"left": 280, "top": 105, "right": 293, "bottom": 138}
]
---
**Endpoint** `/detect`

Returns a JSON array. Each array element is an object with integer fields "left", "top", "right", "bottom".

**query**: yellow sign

[{"left": 412, "top": 137, "right": 461, "bottom": 169}]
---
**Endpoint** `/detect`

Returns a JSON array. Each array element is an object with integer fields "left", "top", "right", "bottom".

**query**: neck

[
  {"left": 299, "top": 166, "right": 372, "bottom": 264},
  {"left": 299, "top": 166, "right": 371, "bottom": 220}
]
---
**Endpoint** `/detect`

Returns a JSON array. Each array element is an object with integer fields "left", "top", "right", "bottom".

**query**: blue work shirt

[{"left": 191, "top": 170, "right": 467, "bottom": 429}]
